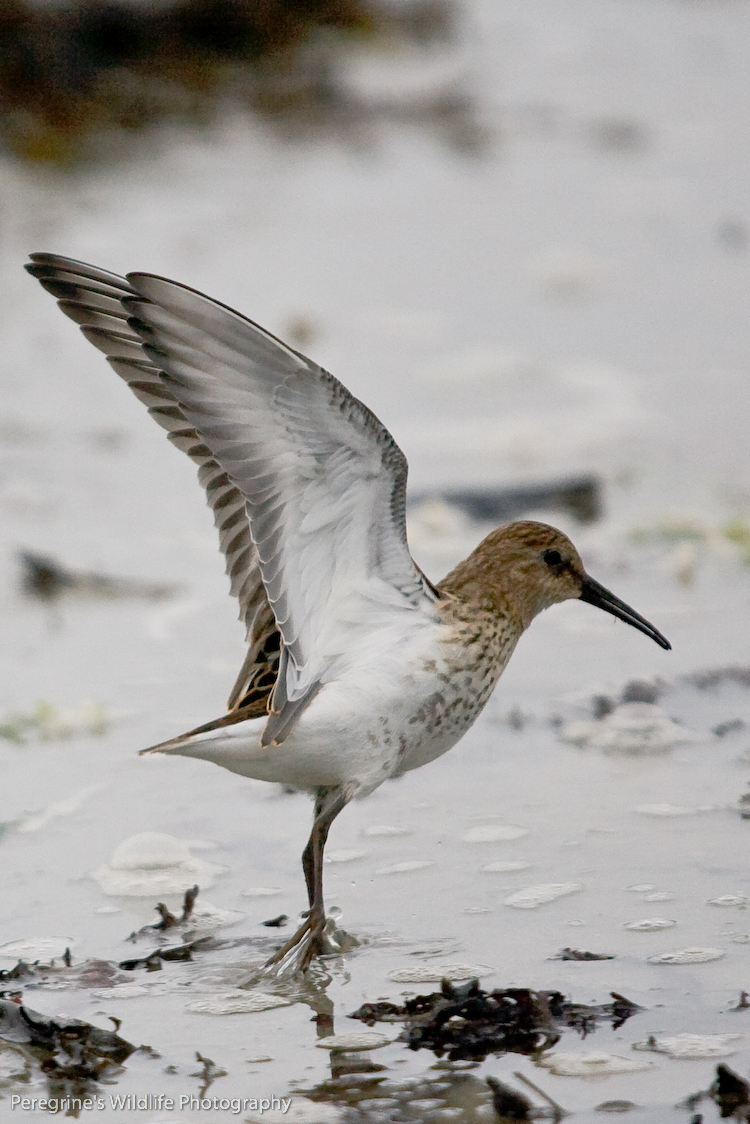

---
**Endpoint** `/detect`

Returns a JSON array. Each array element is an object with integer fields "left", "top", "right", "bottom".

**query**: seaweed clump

[
  {"left": 0, "top": 998, "right": 135, "bottom": 1100},
  {"left": 350, "top": 979, "right": 641, "bottom": 1062}
]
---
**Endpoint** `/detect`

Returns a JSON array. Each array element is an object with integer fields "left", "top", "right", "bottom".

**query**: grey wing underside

[
  {"left": 26, "top": 253, "right": 436, "bottom": 747},
  {"left": 26, "top": 253, "right": 275, "bottom": 714}
]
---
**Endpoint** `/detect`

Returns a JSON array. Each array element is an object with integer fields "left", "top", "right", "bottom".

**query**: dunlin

[{"left": 26, "top": 253, "right": 670, "bottom": 971}]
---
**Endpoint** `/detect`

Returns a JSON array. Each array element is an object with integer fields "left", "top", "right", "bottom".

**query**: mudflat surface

[{"left": 2, "top": 1, "right": 750, "bottom": 1120}]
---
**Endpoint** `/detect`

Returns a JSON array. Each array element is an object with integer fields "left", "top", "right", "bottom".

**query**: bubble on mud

[
  {"left": 387, "top": 963, "right": 494, "bottom": 983},
  {"left": 315, "top": 1031, "right": 396, "bottom": 1050},
  {"left": 537, "top": 1051, "right": 654, "bottom": 1076},
  {"left": 648, "top": 947, "right": 725, "bottom": 964},
  {"left": 325, "top": 850, "right": 366, "bottom": 863},
  {"left": 636, "top": 802, "right": 715, "bottom": 816},
  {"left": 462, "top": 825, "right": 529, "bottom": 843},
  {"left": 708, "top": 895, "right": 748, "bottom": 907},
  {"left": 241, "top": 887, "right": 283, "bottom": 897},
  {"left": 188, "top": 991, "right": 292, "bottom": 1014},
  {"left": 633, "top": 1032, "right": 742, "bottom": 1059},
  {"left": 94, "top": 905, "right": 121, "bottom": 914},
  {"left": 375, "top": 860, "right": 435, "bottom": 875},
  {"left": 643, "top": 891, "right": 676, "bottom": 902},
  {"left": 0, "top": 937, "right": 74, "bottom": 964},
  {"left": 504, "top": 883, "right": 582, "bottom": 909},
  {"left": 481, "top": 860, "right": 533, "bottom": 872},
  {"left": 362, "top": 825, "right": 411, "bottom": 837},
  {"left": 560, "top": 703, "right": 703, "bottom": 753},
  {"left": 624, "top": 917, "right": 677, "bottom": 931},
  {"left": 94, "top": 832, "right": 226, "bottom": 896}
]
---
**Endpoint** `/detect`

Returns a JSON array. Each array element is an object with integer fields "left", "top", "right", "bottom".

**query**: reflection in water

[
  {"left": 289, "top": 973, "right": 495, "bottom": 1123},
  {"left": 270, "top": 970, "right": 640, "bottom": 1121}
]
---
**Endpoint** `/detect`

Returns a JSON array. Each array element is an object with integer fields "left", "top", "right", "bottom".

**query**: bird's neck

[{"left": 437, "top": 556, "right": 538, "bottom": 633}]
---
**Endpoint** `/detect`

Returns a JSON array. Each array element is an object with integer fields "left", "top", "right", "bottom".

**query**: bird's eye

[{"left": 543, "top": 549, "right": 563, "bottom": 567}]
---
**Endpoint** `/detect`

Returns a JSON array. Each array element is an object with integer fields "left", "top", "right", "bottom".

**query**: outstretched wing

[
  {"left": 26, "top": 253, "right": 276, "bottom": 713},
  {"left": 26, "top": 253, "right": 437, "bottom": 745}
]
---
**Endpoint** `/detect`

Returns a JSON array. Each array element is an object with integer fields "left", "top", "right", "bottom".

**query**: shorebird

[{"left": 26, "top": 253, "right": 670, "bottom": 971}]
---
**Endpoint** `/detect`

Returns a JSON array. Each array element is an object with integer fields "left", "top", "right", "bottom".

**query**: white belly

[
  {"left": 156, "top": 618, "right": 506, "bottom": 796},
  {"left": 159, "top": 624, "right": 510, "bottom": 800}
]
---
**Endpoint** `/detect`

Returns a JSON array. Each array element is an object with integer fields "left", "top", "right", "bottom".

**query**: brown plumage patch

[{"left": 227, "top": 625, "right": 281, "bottom": 714}]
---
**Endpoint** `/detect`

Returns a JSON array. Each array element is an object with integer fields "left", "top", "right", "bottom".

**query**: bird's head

[{"left": 440, "top": 520, "right": 670, "bottom": 650}]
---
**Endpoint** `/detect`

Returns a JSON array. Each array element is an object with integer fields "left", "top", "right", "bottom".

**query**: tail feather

[{"left": 139, "top": 699, "right": 268, "bottom": 756}]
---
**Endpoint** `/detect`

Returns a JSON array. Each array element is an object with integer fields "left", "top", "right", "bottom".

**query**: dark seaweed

[{"left": 349, "top": 979, "right": 641, "bottom": 1062}]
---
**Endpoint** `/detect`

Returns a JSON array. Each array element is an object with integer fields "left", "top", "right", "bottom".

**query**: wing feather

[
  {"left": 25, "top": 253, "right": 276, "bottom": 712},
  {"left": 26, "top": 253, "right": 437, "bottom": 745}
]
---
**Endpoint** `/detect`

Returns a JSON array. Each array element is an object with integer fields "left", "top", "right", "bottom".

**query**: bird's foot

[{"left": 262, "top": 909, "right": 356, "bottom": 975}]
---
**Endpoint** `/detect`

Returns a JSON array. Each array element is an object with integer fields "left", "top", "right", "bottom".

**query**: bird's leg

[{"left": 264, "top": 786, "right": 347, "bottom": 972}]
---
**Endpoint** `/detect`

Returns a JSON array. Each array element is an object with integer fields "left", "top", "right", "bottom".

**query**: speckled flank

[{"left": 393, "top": 596, "right": 522, "bottom": 777}]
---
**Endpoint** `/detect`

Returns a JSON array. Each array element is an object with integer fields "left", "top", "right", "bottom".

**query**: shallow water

[{"left": 2, "top": 0, "right": 750, "bottom": 1120}]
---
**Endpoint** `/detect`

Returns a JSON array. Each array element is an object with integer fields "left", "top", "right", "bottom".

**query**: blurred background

[
  {"left": 2, "top": 3, "right": 750, "bottom": 1116},
  {"left": 2, "top": 0, "right": 750, "bottom": 584}
]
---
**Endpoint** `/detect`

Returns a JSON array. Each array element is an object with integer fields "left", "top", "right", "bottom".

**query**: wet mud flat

[
  {"left": 3, "top": 545, "right": 750, "bottom": 1123},
  {"left": 1, "top": 0, "right": 750, "bottom": 1116}
]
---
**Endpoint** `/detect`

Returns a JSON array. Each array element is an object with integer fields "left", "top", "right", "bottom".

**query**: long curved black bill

[{"left": 580, "top": 575, "right": 671, "bottom": 650}]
